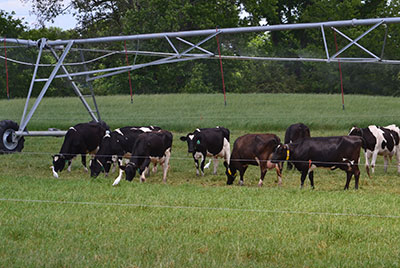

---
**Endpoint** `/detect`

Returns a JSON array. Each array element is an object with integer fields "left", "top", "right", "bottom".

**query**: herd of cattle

[{"left": 50, "top": 121, "right": 400, "bottom": 190}]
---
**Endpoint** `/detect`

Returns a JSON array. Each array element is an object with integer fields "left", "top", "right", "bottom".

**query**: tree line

[{"left": 1, "top": 0, "right": 400, "bottom": 99}]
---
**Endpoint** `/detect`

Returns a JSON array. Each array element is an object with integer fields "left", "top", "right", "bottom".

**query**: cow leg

[
  {"left": 344, "top": 171, "right": 353, "bottom": 190},
  {"left": 384, "top": 155, "right": 389, "bottom": 173},
  {"left": 274, "top": 165, "right": 282, "bottom": 186},
  {"left": 371, "top": 150, "right": 379, "bottom": 174},
  {"left": 112, "top": 159, "right": 124, "bottom": 186},
  {"left": 152, "top": 162, "right": 158, "bottom": 173},
  {"left": 239, "top": 166, "right": 248, "bottom": 186},
  {"left": 258, "top": 168, "right": 267, "bottom": 187},
  {"left": 140, "top": 167, "right": 148, "bottom": 182},
  {"left": 365, "top": 151, "right": 372, "bottom": 178},
  {"left": 162, "top": 148, "right": 171, "bottom": 183},
  {"left": 213, "top": 157, "right": 219, "bottom": 175},
  {"left": 67, "top": 160, "right": 72, "bottom": 172},
  {"left": 308, "top": 171, "right": 315, "bottom": 189},
  {"left": 199, "top": 154, "right": 206, "bottom": 176},
  {"left": 300, "top": 170, "right": 308, "bottom": 189},
  {"left": 353, "top": 165, "right": 360, "bottom": 190},
  {"left": 193, "top": 153, "right": 202, "bottom": 176},
  {"left": 138, "top": 157, "right": 151, "bottom": 182},
  {"left": 396, "top": 150, "right": 400, "bottom": 173},
  {"left": 81, "top": 154, "right": 88, "bottom": 172}
]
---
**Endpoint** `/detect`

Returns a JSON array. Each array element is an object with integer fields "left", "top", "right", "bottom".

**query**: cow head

[
  {"left": 90, "top": 156, "right": 111, "bottom": 177},
  {"left": 90, "top": 135, "right": 114, "bottom": 177},
  {"left": 224, "top": 161, "right": 237, "bottom": 185},
  {"left": 271, "top": 144, "right": 290, "bottom": 164},
  {"left": 180, "top": 132, "right": 203, "bottom": 153},
  {"left": 121, "top": 162, "right": 137, "bottom": 181},
  {"left": 52, "top": 154, "right": 66, "bottom": 173}
]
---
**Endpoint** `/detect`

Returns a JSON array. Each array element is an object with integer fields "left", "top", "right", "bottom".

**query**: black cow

[
  {"left": 180, "top": 127, "right": 230, "bottom": 176},
  {"left": 349, "top": 125, "right": 400, "bottom": 176},
  {"left": 113, "top": 130, "right": 173, "bottom": 185},
  {"left": 52, "top": 121, "right": 110, "bottom": 178},
  {"left": 284, "top": 123, "right": 311, "bottom": 170},
  {"left": 224, "top": 134, "right": 282, "bottom": 186},
  {"left": 271, "top": 136, "right": 364, "bottom": 190},
  {"left": 90, "top": 126, "right": 161, "bottom": 179}
]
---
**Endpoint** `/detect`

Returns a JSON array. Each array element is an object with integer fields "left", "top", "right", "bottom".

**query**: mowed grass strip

[{"left": 0, "top": 93, "right": 400, "bottom": 267}]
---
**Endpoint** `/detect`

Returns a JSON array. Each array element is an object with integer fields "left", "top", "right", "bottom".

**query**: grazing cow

[
  {"left": 52, "top": 121, "right": 110, "bottom": 178},
  {"left": 90, "top": 126, "right": 161, "bottom": 179},
  {"left": 224, "top": 134, "right": 282, "bottom": 186},
  {"left": 271, "top": 136, "right": 364, "bottom": 190},
  {"left": 113, "top": 130, "right": 173, "bottom": 186},
  {"left": 180, "top": 127, "right": 230, "bottom": 176},
  {"left": 349, "top": 125, "right": 400, "bottom": 176},
  {"left": 284, "top": 123, "right": 311, "bottom": 170}
]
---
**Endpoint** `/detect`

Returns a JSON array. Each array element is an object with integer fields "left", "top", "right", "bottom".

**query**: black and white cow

[
  {"left": 224, "top": 133, "right": 282, "bottom": 186},
  {"left": 284, "top": 123, "right": 311, "bottom": 170},
  {"left": 271, "top": 136, "right": 364, "bottom": 190},
  {"left": 180, "top": 127, "right": 230, "bottom": 176},
  {"left": 90, "top": 126, "right": 161, "bottom": 179},
  {"left": 52, "top": 121, "right": 110, "bottom": 178},
  {"left": 113, "top": 130, "right": 173, "bottom": 185},
  {"left": 349, "top": 125, "right": 400, "bottom": 176}
]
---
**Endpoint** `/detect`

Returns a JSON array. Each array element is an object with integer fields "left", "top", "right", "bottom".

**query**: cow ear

[{"left": 180, "top": 136, "right": 187, "bottom": 141}]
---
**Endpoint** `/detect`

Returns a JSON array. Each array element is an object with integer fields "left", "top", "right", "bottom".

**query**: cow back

[
  {"left": 290, "top": 136, "right": 363, "bottom": 164},
  {"left": 231, "top": 133, "right": 280, "bottom": 165}
]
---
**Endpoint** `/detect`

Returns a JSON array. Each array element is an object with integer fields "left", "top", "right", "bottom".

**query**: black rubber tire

[{"left": 0, "top": 120, "right": 25, "bottom": 153}]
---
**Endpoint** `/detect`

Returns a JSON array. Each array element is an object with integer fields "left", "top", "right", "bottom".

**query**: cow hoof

[
  {"left": 140, "top": 178, "right": 146, "bottom": 183},
  {"left": 84, "top": 167, "right": 88, "bottom": 173},
  {"left": 239, "top": 181, "right": 244, "bottom": 186},
  {"left": 257, "top": 183, "right": 263, "bottom": 187}
]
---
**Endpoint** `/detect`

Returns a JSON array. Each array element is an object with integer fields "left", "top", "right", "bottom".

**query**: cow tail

[
  {"left": 360, "top": 136, "right": 368, "bottom": 152},
  {"left": 222, "top": 127, "right": 230, "bottom": 142}
]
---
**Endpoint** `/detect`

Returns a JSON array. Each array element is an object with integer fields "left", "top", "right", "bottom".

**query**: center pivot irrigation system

[{"left": 1, "top": 17, "right": 400, "bottom": 153}]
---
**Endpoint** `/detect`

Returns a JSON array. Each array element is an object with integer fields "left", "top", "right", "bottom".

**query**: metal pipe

[
  {"left": 44, "top": 18, "right": 400, "bottom": 45},
  {"left": 15, "top": 131, "right": 67, "bottom": 137}
]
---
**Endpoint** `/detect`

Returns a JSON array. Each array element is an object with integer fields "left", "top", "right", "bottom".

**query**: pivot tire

[{"left": 0, "top": 120, "right": 25, "bottom": 153}]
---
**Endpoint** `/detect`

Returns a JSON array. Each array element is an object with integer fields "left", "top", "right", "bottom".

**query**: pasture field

[{"left": 1, "top": 93, "right": 400, "bottom": 267}]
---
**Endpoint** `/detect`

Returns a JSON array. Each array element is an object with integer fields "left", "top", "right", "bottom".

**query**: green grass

[{"left": 1, "top": 93, "right": 400, "bottom": 267}]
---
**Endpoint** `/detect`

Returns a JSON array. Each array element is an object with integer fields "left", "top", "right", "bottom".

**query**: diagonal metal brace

[
  {"left": 85, "top": 32, "right": 220, "bottom": 81},
  {"left": 19, "top": 41, "right": 74, "bottom": 131},
  {"left": 20, "top": 38, "right": 47, "bottom": 128},
  {"left": 176, "top": 37, "right": 214, "bottom": 56},
  {"left": 332, "top": 27, "right": 380, "bottom": 60},
  {"left": 329, "top": 20, "right": 384, "bottom": 61},
  {"left": 49, "top": 47, "right": 99, "bottom": 122}
]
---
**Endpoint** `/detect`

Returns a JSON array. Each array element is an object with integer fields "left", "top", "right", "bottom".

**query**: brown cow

[{"left": 224, "top": 133, "right": 282, "bottom": 186}]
